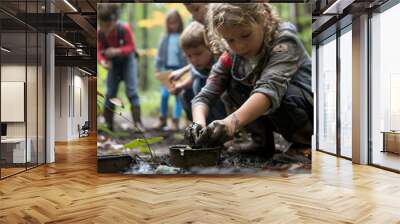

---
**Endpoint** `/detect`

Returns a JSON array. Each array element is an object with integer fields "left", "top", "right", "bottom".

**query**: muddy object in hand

[
  {"left": 97, "top": 154, "right": 133, "bottom": 173},
  {"left": 184, "top": 122, "right": 202, "bottom": 145},
  {"left": 169, "top": 145, "right": 222, "bottom": 168}
]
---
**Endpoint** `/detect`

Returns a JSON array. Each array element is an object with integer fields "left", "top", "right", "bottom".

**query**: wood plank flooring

[
  {"left": 1, "top": 167, "right": 26, "bottom": 178},
  {"left": 0, "top": 135, "right": 400, "bottom": 223},
  {"left": 372, "top": 150, "right": 400, "bottom": 171}
]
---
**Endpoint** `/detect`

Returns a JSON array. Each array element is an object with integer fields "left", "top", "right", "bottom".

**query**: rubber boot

[
  {"left": 131, "top": 105, "right": 146, "bottom": 132},
  {"left": 250, "top": 130, "right": 276, "bottom": 158},
  {"left": 229, "top": 116, "right": 276, "bottom": 158},
  {"left": 171, "top": 118, "right": 180, "bottom": 132},
  {"left": 152, "top": 116, "right": 167, "bottom": 130},
  {"left": 103, "top": 107, "right": 114, "bottom": 131}
]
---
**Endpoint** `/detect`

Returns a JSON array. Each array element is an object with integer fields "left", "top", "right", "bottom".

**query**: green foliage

[
  {"left": 97, "top": 97, "right": 104, "bottom": 117},
  {"left": 124, "top": 136, "right": 164, "bottom": 158},
  {"left": 139, "top": 146, "right": 151, "bottom": 155},
  {"left": 113, "top": 132, "right": 130, "bottom": 138},
  {"left": 98, "top": 123, "right": 113, "bottom": 136},
  {"left": 97, "top": 123, "right": 130, "bottom": 138},
  {"left": 97, "top": 3, "right": 312, "bottom": 116},
  {"left": 274, "top": 3, "right": 312, "bottom": 54},
  {"left": 124, "top": 136, "right": 164, "bottom": 149},
  {"left": 97, "top": 100, "right": 102, "bottom": 117}
]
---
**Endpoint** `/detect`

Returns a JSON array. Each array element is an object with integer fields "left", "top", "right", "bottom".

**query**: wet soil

[{"left": 97, "top": 120, "right": 311, "bottom": 175}]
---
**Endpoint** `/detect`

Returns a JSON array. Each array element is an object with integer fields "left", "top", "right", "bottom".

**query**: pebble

[{"left": 154, "top": 165, "right": 181, "bottom": 174}]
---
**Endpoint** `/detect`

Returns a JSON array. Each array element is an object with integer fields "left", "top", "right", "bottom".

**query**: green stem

[{"left": 97, "top": 97, "right": 156, "bottom": 162}]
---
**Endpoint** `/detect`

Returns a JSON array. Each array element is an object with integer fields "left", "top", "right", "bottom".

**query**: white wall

[
  {"left": 1, "top": 64, "right": 46, "bottom": 164},
  {"left": 55, "top": 66, "right": 69, "bottom": 141},
  {"left": 1, "top": 65, "right": 34, "bottom": 138},
  {"left": 1, "top": 65, "right": 26, "bottom": 153},
  {"left": 72, "top": 73, "right": 89, "bottom": 138},
  {"left": 55, "top": 67, "right": 89, "bottom": 141},
  {"left": 1, "top": 65, "right": 26, "bottom": 139}
]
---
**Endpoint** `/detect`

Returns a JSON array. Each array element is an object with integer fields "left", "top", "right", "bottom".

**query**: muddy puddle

[{"left": 97, "top": 127, "right": 311, "bottom": 175}]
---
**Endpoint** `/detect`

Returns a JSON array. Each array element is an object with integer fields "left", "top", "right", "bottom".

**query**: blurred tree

[
  {"left": 100, "top": 3, "right": 311, "bottom": 96},
  {"left": 274, "top": 3, "right": 311, "bottom": 54},
  {"left": 140, "top": 4, "right": 149, "bottom": 91}
]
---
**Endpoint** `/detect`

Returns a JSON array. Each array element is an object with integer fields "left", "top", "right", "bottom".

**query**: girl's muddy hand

[
  {"left": 196, "top": 120, "right": 232, "bottom": 146},
  {"left": 184, "top": 122, "right": 202, "bottom": 145}
]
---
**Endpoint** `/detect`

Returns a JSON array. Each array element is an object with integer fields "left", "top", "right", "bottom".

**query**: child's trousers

[
  {"left": 222, "top": 61, "right": 313, "bottom": 149},
  {"left": 105, "top": 53, "right": 140, "bottom": 109},
  {"left": 159, "top": 65, "right": 184, "bottom": 120},
  {"left": 178, "top": 89, "right": 194, "bottom": 121},
  {"left": 160, "top": 85, "right": 182, "bottom": 119}
]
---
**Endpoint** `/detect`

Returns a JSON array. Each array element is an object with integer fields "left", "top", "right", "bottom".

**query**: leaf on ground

[
  {"left": 139, "top": 146, "right": 151, "bottom": 155},
  {"left": 97, "top": 101, "right": 103, "bottom": 117},
  {"left": 98, "top": 124, "right": 113, "bottom": 136},
  {"left": 97, "top": 124, "right": 129, "bottom": 138},
  {"left": 145, "top": 136, "right": 164, "bottom": 144},
  {"left": 123, "top": 137, "right": 164, "bottom": 149},
  {"left": 113, "top": 131, "right": 130, "bottom": 138}
]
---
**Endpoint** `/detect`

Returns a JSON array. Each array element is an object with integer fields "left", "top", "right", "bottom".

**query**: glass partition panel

[
  {"left": 38, "top": 32, "right": 45, "bottom": 165},
  {"left": 1, "top": 31, "right": 27, "bottom": 177},
  {"left": 317, "top": 36, "right": 337, "bottom": 154},
  {"left": 27, "top": 31, "right": 38, "bottom": 169},
  {"left": 0, "top": 0, "right": 47, "bottom": 179},
  {"left": 339, "top": 28, "right": 352, "bottom": 158},
  {"left": 371, "top": 4, "right": 400, "bottom": 171}
]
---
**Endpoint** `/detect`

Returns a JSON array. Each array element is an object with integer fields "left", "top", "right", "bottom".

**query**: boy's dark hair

[
  {"left": 166, "top": 9, "right": 184, "bottom": 34},
  {"left": 180, "top": 21, "right": 207, "bottom": 50},
  {"left": 98, "top": 3, "right": 121, "bottom": 23}
]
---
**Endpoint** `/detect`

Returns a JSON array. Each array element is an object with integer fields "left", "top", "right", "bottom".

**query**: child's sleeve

[
  {"left": 97, "top": 30, "right": 107, "bottom": 64},
  {"left": 155, "top": 37, "right": 165, "bottom": 72},
  {"left": 178, "top": 45, "right": 188, "bottom": 67},
  {"left": 191, "top": 51, "right": 232, "bottom": 108},
  {"left": 251, "top": 35, "right": 307, "bottom": 114},
  {"left": 117, "top": 24, "right": 135, "bottom": 56}
]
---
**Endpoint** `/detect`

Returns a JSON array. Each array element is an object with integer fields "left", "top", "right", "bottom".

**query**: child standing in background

[
  {"left": 183, "top": 3, "right": 208, "bottom": 25},
  {"left": 153, "top": 9, "right": 188, "bottom": 131},
  {"left": 170, "top": 21, "right": 226, "bottom": 124},
  {"left": 97, "top": 3, "right": 145, "bottom": 132}
]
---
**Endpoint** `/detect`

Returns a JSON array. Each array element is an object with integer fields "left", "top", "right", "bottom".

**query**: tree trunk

[
  {"left": 290, "top": 4, "right": 298, "bottom": 29},
  {"left": 139, "top": 4, "right": 149, "bottom": 91},
  {"left": 296, "top": 4, "right": 302, "bottom": 33}
]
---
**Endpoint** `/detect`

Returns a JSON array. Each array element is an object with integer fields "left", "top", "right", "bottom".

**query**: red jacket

[{"left": 97, "top": 22, "right": 136, "bottom": 64}]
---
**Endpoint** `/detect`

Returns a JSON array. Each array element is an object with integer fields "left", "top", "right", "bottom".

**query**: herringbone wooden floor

[{"left": 1, "top": 135, "right": 400, "bottom": 224}]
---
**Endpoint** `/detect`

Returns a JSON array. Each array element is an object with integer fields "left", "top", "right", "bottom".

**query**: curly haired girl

[{"left": 188, "top": 3, "right": 313, "bottom": 156}]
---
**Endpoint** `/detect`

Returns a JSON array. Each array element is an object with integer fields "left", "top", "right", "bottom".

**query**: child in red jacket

[{"left": 97, "top": 3, "right": 144, "bottom": 131}]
